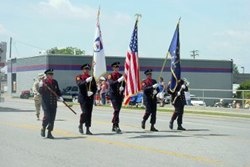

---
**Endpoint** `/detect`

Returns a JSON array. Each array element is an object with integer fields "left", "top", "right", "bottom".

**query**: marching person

[
  {"left": 141, "top": 69, "right": 160, "bottom": 131},
  {"left": 32, "top": 73, "right": 45, "bottom": 120},
  {"left": 167, "top": 79, "right": 188, "bottom": 130},
  {"left": 38, "top": 69, "right": 64, "bottom": 139},
  {"left": 76, "top": 64, "right": 97, "bottom": 135},
  {"left": 107, "top": 62, "right": 125, "bottom": 133}
]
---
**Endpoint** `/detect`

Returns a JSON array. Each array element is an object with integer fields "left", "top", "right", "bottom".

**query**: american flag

[
  {"left": 124, "top": 19, "right": 141, "bottom": 105},
  {"left": 169, "top": 21, "right": 181, "bottom": 93}
]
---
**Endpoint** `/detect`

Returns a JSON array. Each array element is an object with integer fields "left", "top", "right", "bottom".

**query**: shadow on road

[
  {"left": 0, "top": 107, "right": 34, "bottom": 112},
  {"left": 53, "top": 136, "right": 86, "bottom": 140},
  {"left": 129, "top": 134, "right": 190, "bottom": 139},
  {"left": 185, "top": 129, "right": 210, "bottom": 132}
]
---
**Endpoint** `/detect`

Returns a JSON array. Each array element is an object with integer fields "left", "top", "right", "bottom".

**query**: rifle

[{"left": 44, "top": 83, "right": 77, "bottom": 115}]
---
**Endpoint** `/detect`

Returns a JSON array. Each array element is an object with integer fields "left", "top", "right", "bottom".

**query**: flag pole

[{"left": 158, "top": 17, "right": 181, "bottom": 80}]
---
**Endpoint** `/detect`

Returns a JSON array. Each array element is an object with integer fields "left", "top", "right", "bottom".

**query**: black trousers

[
  {"left": 171, "top": 105, "right": 184, "bottom": 126},
  {"left": 42, "top": 106, "right": 57, "bottom": 131},
  {"left": 143, "top": 98, "right": 157, "bottom": 125},
  {"left": 110, "top": 95, "right": 123, "bottom": 125},
  {"left": 80, "top": 100, "right": 94, "bottom": 127}
]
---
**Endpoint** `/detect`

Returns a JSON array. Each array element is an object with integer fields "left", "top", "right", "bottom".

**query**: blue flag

[{"left": 169, "top": 21, "right": 180, "bottom": 93}]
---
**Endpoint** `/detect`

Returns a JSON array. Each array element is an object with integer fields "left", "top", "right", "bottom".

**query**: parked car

[
  {"left": 20, "top": 89, "right": 34, "bottom": 99},
  {"left": 61, "top": 86, "right": 79, "bottom": 101},
  {"left": 190, "top": 94, "right": 206, "bottom": 106}
]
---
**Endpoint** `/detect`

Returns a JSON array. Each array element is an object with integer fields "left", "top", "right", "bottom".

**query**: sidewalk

[{"left": 1, "top": 93, "right": 250, "bottom": 118}]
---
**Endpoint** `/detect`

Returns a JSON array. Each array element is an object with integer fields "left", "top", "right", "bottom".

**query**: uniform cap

[
  {"left": 111, "top": 61, "right": 120, "bottom": 67},
  {"left": 81, "top": 64, "right": 91, "bottom": 70},
  {"left": 44, "top": 69, "right": 54, "bottom": 75},
  {"left": 38, "top": 73, "right": 45, "bottom": 78},
  {"left": 144, "top": 69, "right": 153, "bottom": 75}
]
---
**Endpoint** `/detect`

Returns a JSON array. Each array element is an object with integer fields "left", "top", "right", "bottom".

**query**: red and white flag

[{"left": 124, "top": 19, "right": 141, "bottom": 105}]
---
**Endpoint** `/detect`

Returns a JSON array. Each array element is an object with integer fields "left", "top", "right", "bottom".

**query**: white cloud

[
  {"left": 37, "top": 0, "right": 96, "bottom": 20},
  {"left": 213, "top": 30, "right": 250, "bottom": 42},
  {"left": 0, "top": 24, "right": 14, "bottom": 38},
  {"left": 0, "top": 24, "right": 7, "bottom": 35}
]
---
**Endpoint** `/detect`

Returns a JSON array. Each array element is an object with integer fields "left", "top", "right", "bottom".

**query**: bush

[{"left": 237, "top": 80, "right": 250, "bottom": 107}]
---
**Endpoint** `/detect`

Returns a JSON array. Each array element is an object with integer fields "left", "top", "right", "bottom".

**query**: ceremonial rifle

[{"left": 43, "top": 83, "right": 77, "bottom": 115}]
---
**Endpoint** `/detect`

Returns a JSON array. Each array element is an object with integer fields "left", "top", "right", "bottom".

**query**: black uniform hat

[
  {"left": 44, "top": 69, "right": 54, "bottom": 75},
  {"left": 111, "top": 61, "right": 120, "bottom": 67},
  {"left": 81, "top": 64, "right": 91, "bottom": 70},
  {"left": 144, "top": 69, "right": 153, "bottom": 75}
]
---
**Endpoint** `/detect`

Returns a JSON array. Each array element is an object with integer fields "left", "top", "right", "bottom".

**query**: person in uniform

[
  {"left": 76, "top": 64, "right": 97, "bottom": 135},
  {"left": 141, "top": 69, "right": 160, "bottom": 131},
  {"left": 167, "top": 79, "right": 188, "bottom": 130},
  {"left": 38, "top": 69, "right": 64, "bottom": 139},
  {"left": 32, "top": 73, "right": 45, "bottom": 120},
  {"left": 107, "top": 61, "right": 125, "bottom": 133}
]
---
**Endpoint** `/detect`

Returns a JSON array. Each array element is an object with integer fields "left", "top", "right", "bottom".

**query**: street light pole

[{"left": 241, "top": 66, "right": 245, "bottom": 74}]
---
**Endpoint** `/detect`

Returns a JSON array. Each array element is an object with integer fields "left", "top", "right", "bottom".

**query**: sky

[{"left": 0, "top": 0, "right": 250, "bottom": 73}]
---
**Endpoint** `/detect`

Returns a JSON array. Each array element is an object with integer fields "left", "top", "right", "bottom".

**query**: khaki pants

[{"left": 34, "top": 95, "right": 41, "bottom": 118}]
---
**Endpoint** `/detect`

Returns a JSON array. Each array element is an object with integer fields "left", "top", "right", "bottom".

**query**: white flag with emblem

[{"left": 93, "top": 7, "right": 106, "bottom": 79}]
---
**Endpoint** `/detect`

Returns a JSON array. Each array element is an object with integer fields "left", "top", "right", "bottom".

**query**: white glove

[
  {"left": 117, "top": 76, "right": 124, "bottom": 83},
  {"left": 181, "top": 84, "right": 186, "bottom": 89},
  {"left": 177, "top": 91, "right": 181, "bottom": 96},
  {"left": 39, "top": 80, "right": 43, "bottom": 87},
  {"left": 58, "top": 96, "right": 64, "bottom": 102},
  {"left": 152, "top": 83, "right": 159, "bottom": 89},
  {"left": 119, "top": 86, "right": 124, "bottom": 92},
  {"left": 86, "top": 76, "right": 93, "bottom": 83},
  {"left": 153, "top": 90, "right": 157, "bottom": 95},
  {"left": 87, "top": 91, "right": 93, "bottom": 97}
]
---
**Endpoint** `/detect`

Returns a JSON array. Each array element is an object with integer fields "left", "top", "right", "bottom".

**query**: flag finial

[{"left": 135, "top": 13, "right": 142, "bottom": 21}]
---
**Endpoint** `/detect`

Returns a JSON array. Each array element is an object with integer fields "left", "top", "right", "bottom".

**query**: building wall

[{"left": 7, "top": 54, "right": 233, "bottom": 105}]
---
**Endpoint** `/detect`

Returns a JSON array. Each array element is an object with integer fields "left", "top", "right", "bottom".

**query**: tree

[
  {"left": 236, "top": 80, "right": 250, "bottom": 107},
  {"left": 233, "top": 63, "right": 239, "bottom": 74},
  {"left": 47, "top": 47, "right": 85, "bottom": 55}
]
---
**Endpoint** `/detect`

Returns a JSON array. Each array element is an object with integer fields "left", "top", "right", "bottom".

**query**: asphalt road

[{"left": 0, "top": 98, "right": 250, "bottom": 167}]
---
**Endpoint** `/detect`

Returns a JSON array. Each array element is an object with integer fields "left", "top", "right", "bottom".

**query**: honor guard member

[
  {"left": 32, "top": 73, "right": 45, "bottom": 120},
  {"left": 167, "top": 79, "right": 188, "bottom": 130},
  {"left": 107, "top": 61, "right": 125, "bottom": 133},
  {"left": 141, "top": 69, "right": 160, "bottom": 131},
  {"left": 38, "top": 69, "right": 64, "bottom": 139},
  {"left": 76, "top": 64, "right": 97, "bottom": 135}
]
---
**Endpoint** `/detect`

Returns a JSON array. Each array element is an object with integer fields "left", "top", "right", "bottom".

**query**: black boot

[
  {"left": 47, "top": 131, "right": 54, "bottom": 139},
  {"left": 150, "top": 125, "right": 158, "bottom": 132},
  {"left": 169, "top": 121, "right": 173, "bottom": 130},
  {"left": 86, "top": 127, "right": 93, "bottom": 135},
  {"left": 41, "top": 128, "right": 45, "bottom": 137},
  {"left": 112, "top": 124, "right": 116, "bottom": 132},
  {"left": 115, "top": 124, "right": 122, "bottom": 134},
  {"left": 141, "top": 120, "right": 146, "bottom": 129},
  {"left": 78, "top": 124, "right": 84, "bottom": 134},
  {"left": 177, "top": 125, "right": 186, "bottom": 131}
]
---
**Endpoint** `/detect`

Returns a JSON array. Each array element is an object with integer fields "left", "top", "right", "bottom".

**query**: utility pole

[{"left": 190, "top": 50, "right": 199, "bottom": 59}]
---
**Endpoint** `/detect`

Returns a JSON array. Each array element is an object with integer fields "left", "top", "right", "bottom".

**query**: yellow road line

[{"left": 0, "top": 121, "right": 222, "bottom": 165}]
